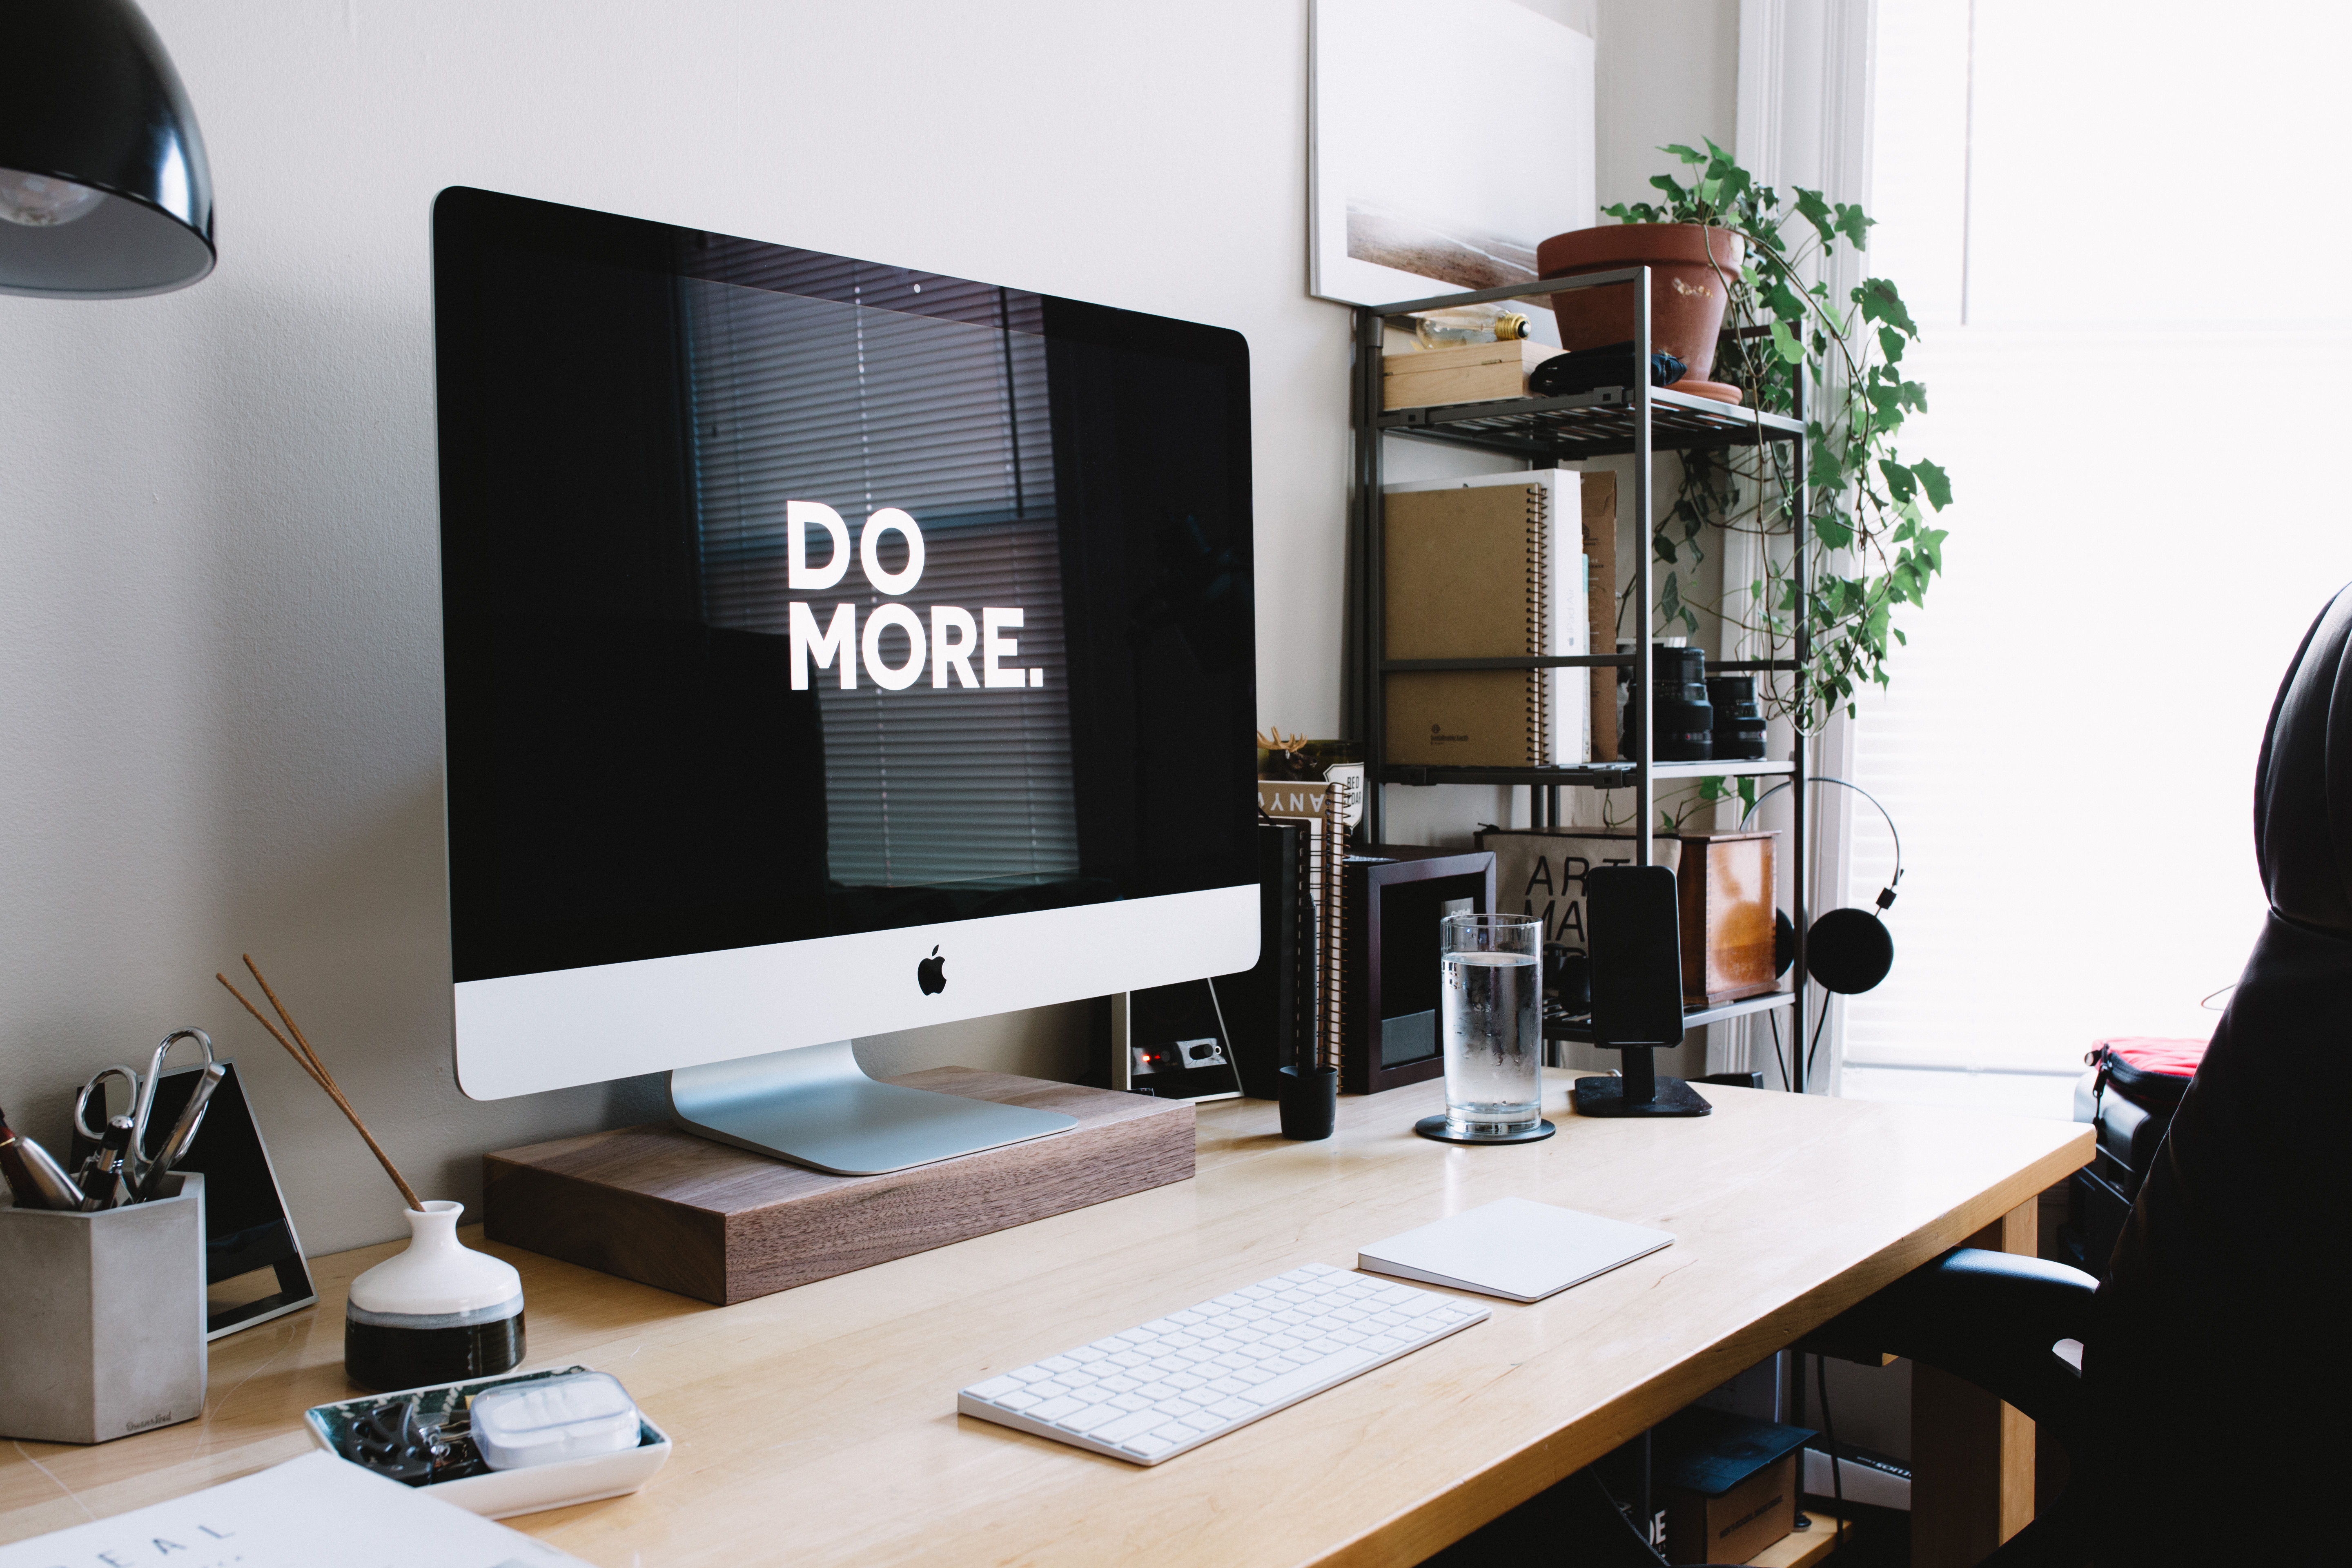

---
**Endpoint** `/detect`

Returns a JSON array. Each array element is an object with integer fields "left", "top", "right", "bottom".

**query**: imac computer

[{"left": 432, "top": 188, "right": 1258, "bottom": 1175}]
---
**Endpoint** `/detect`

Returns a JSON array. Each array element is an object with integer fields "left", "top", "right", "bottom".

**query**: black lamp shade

[{"left": 0, "top": 0, "right": 214, "bottom": 298}]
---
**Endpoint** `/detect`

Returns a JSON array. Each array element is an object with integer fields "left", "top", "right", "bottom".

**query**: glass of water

[{"left": 1433, "top": 912, "right": 1548, "bottom": 1141}]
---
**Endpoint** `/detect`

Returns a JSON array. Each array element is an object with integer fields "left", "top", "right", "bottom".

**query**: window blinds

[{"left": 682, "top": 270, "right": 1077, "bottom": 890}]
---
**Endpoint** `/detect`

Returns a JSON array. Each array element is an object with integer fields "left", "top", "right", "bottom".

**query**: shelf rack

[
  {"left": 1542, "top": 987, "right": 1796, "bottom": 1046},
  {"left": 1348, "top": 268, "right": 1821, "bottom": 1087}
]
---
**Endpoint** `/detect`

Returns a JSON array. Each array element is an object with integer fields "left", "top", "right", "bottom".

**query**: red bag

[{"left": 2088, "top": 1037, "right": 2207, "bottom": 1113}]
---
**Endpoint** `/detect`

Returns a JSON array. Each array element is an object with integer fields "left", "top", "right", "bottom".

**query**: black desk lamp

[
  {"left": 1575, "top": 864, "right": 1712, "bottom": 1117},
  {"left": 0, "top": 0, "right": 213, "bottom": 299}
]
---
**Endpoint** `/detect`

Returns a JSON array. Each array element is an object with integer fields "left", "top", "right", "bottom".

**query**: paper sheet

[{"left": 0, "top": 1451, "right": 589, "bottom": 1568}]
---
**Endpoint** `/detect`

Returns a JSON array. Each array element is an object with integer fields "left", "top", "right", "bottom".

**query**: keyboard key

[
  {"left": 1065, "top": 1402, "right": 1127, "bottom": 1431},
  {"left": 1092, "top": 1409, "right": 1166, "bottom": 1444},
  {"left": 1205, "top": 1396, "right": 1258, "bottom": 1421},
  {"left": 1028, "top": 1396, "right": 1083, "bottom": 1422},
  {"left": 995, "top": 1390, "right": 1042, "bottom": 1412},
  {"left": 1243, "top": 1346, "right": 1377, "bottom": 1408},
  {"left": 1151, "top": 1421, "right": 1204, "bottom": 1443},
  {"left": 1205, "top": 1376, "right": 1249, "bottom": 1396},
  {"left": 1123, "top": 1434, "right": 1178, "bottom": 1458}
]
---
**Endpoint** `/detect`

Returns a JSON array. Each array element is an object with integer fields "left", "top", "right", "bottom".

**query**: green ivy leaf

[
  {"left": 1912, "top": 459, "right": 1953, "bottom": 510},
  {"left": 1793, "top": 187, "right": 1835, "bottom": 243},
  {"left": 1856, "top": 278, "right": 1918, "bottom": 336},
  {"left": 1664, "top": 143, "right": 1708, "bottom": 165},
  {"left": 1833, "top": 202, "right": 1876, "bottom": 248},
  {"left": 1877, "top": 324, "right": 1906, "bottom": 365},
  {"left": 1769, "top": 318, "right": 1806, "bottom": 365}
]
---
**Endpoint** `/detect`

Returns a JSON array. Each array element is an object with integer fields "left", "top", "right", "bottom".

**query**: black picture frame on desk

[{"left": 1341, "top": 846, "right": 1496, "bottom": 1096}]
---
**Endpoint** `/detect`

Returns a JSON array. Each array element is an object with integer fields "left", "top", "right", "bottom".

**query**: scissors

[{"left": 73, "top": 1027, "right": 216, "bottom": 1172}]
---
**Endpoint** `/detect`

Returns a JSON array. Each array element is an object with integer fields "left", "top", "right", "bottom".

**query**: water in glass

[{"left": 1441, "top": 946, "right": 1542, "bottom": 1134}]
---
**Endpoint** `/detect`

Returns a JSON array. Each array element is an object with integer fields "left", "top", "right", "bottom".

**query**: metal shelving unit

[{"left": 1348, "top": 269, "right": 1821, "bottom": 1088}]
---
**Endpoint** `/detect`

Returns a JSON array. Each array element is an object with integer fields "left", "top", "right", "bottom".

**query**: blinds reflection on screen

[{"left": 682, "top": 272, "right": 1079, "bottom": 889}]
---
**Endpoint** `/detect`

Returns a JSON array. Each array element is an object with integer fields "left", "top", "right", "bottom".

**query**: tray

[{"left": 304, "top": 1363, "right": 671, "bottom": 1519}]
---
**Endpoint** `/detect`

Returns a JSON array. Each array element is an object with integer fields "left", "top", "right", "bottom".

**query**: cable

[
  {"left": 1739, "top": 775, "right": 1904, "bottom": 889},
  {"left": 1805, "top": 996, "right": 1833, "bottom": 1080},
  {"left": 1815, "top": 1354, "right": 1846, "bottom": 1550},
  {"left": 1766, "top": 1011, "right": 1792, "bottom": 1093}
]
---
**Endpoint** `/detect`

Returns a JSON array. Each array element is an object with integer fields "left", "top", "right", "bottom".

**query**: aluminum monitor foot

[{"left": 666, "top": 1040, "right": 1077, "bottom": 1176}]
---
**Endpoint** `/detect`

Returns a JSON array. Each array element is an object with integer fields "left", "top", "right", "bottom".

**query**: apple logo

[{"left": 916, "top": 945, "right": 947, "bottom": 995}]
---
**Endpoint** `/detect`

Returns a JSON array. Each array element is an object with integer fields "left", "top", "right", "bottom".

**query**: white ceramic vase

[{"left": 344, "top": 1200, "right": 525, "bottom": 1391}]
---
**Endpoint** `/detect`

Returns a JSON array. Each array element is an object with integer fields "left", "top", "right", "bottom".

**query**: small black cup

[{"left": 1278, "top": 1065, "right": 1339, "bottom": 1140}]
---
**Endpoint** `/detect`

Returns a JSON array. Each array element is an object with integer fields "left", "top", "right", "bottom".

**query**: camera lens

[
  {"left": 1705, "top": 675, "right": 1767, "bottom": 760},
  {"left": 1619, "top": 645, "right": 1712, "bottom": 760}
]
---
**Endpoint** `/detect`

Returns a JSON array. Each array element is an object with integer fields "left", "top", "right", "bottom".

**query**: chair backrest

[{"left": 2087, "top": 586, "right": 2350, "bottom": 1562}]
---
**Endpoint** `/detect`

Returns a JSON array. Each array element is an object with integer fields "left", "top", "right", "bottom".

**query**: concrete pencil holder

[{"left": 0, "top": 1172, "right": 207, "bottom": 1444}]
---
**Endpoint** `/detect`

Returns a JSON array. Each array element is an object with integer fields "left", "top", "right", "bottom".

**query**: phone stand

[{"left": 1572, "top": 1045, "right": 1712, "bottom": 1118}]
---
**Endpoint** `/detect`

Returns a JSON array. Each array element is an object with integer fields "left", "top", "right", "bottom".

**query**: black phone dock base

[{"left": 1573, "top": 1047, "right": 1713, "bottom": 1118}]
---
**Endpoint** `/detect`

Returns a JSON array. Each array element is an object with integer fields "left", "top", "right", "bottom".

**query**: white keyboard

[{"left": 956, "top": 1262, "right": 1488, "bottom": 1464}]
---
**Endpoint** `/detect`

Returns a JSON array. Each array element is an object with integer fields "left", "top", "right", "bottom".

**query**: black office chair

[{"left": 1810, "top": 586, "right": 2352, "bottom": 1567}]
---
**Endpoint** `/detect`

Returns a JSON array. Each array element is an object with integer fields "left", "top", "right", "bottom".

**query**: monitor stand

[{"left": 667, "top": 1041, "right": 1078, "bottom": 1176}]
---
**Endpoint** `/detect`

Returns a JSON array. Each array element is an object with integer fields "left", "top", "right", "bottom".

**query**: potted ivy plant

[{"left": 1559, "top": 140, "right": 1953, "bottom": 766}]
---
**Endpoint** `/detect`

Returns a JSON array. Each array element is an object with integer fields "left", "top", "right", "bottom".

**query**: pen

[
  {"left": 136, "top": 1063, "right": 225, "bottom": 1203},
  {"left": 82, "top": 1114, "right": 137, "bottom": 1212},
  {"left": 1, "top": 1106, "right": 88, "bottom": 1211}
]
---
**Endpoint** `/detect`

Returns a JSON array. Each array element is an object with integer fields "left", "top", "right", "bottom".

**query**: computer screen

[{"left": 433, "top": 188, "right": 1258, "bottom": 1102}]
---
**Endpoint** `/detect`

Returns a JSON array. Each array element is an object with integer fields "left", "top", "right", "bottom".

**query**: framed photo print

[{"left": 1310, "top": 0, "right": 1596, "bottom": 321}]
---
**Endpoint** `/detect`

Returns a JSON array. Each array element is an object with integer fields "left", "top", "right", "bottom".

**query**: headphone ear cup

[
  {"left": 1806, "top": 907, "right": 1894, "bottom": 994},
  {"left": 1773, "top": 909, "right": 1795, "bottom": 978}
]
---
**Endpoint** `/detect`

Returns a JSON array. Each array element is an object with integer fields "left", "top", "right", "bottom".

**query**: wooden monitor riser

[{"left": 483, "top": 1068, "right": 1193, "bottom": 1306}]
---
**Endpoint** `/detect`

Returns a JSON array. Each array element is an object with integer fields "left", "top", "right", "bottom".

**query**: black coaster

[
  {"left": 1413, "top": 1114, "right": 1557, "bottom": 1145},
  {"left": 1572, "top": 1075, "right": 1713, "bottom": 1118}
]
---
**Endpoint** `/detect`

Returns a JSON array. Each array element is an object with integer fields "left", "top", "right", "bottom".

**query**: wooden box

[
  {"left": 1665, "top": 1450, "right": 1799, "bottom": 1565},
  {"left": 1338, "top": 846, "right": 1497, "bottom": 1095},
  {"left": 1476, "top": 828, "right": 1780, "bottom": 1007},
  {"left": 483, "top": 1068, "right": 1193, "bottom": 1305},
  {"left": 1381, "top": 339, "right": 1558, "bottom": 410}
]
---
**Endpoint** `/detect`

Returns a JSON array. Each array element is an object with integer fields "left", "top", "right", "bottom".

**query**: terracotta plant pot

[{"left": 1536, "top": 223, "right": 1746, "bottom": 383}]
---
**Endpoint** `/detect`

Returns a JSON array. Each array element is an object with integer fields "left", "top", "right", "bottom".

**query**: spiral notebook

[{"left": 1382, "top": 470, "right": 1587, "bottom": 767}]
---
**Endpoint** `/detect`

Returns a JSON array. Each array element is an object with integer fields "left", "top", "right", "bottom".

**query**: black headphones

[{"left": 1742, "top": 777, "right": 1905, "bottom": 996}]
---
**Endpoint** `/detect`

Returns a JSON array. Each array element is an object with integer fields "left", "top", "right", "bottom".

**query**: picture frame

[{"left": 1309, "top": 0, "right": 1596, "bottom": 317}]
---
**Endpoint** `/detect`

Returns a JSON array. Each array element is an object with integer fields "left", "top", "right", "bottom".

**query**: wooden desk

[{"left": 0, "top": 1078, "right": 2088, "bottom": 1567}]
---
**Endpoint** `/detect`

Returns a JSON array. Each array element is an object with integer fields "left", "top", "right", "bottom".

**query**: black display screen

[{"left": 433, "top": 189, "right": 1256, "bottom": 983}]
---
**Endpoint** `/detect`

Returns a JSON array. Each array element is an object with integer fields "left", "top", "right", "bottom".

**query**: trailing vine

[{"left": 1605, "top": 139, "right": 1952, "bottom": 731}]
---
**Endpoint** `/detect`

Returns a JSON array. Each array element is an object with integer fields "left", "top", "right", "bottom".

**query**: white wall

[
  {"left": 0, "top": 0, "right": 1357, "bottom": 1254},
  {"left": 0, "top": 0, "right": 1743, "bottom": 1255}
]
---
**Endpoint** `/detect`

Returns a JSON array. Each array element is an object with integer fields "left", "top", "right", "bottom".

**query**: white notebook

[
  {"left": 1357, "top": 1197, "right": 1674, "bottom": 1303},
  {"left": 0, "top": 1451, "right": 589, "bottom": 1568}
]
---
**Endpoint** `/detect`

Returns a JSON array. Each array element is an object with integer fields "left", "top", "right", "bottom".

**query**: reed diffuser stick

[{"left": 216, "top": 961, "right": 424, "bottom": 1212}]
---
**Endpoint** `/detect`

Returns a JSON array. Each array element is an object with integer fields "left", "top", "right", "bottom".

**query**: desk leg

[{"left": 1910, "top": 1200, "right": 2036, "bottom": 1568}]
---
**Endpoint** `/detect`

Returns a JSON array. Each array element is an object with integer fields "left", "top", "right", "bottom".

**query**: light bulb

[{"left": 0, "top": 168, "right": 107, "bottom": 227}]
